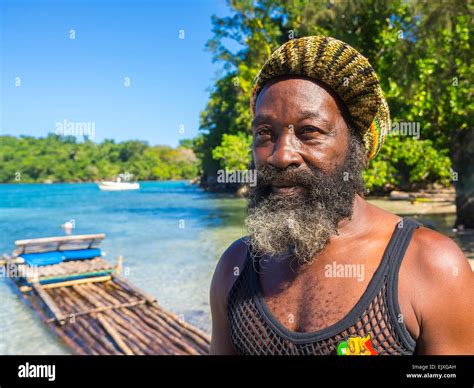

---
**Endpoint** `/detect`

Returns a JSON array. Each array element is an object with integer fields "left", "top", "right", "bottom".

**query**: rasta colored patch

[{"left": 337, "top": 334, "right": 378, "bottom": 356}]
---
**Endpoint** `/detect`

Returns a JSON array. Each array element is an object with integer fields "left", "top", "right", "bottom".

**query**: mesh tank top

[{"left": 228, "top": 217, "right": 421, "bottom": 355}]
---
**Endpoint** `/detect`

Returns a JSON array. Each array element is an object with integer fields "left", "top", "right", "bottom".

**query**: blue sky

[{"left": 0, "top": 0, "right": 234, "bottom": 147}]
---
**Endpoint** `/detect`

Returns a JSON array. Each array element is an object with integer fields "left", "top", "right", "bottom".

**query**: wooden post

[
  {"left": 31, "top": 282, "right": 66, "bottom": 325},
  {"left": 116, "top": 256, "right": 123, "bottom": 274}
]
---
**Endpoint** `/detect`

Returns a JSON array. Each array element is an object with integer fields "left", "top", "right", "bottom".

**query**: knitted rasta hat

[{"left": 250, "top": 36, "right": 390, "bottom": 159}]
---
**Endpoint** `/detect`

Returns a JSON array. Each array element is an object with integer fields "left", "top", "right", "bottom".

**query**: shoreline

[
  {"left": 367, "top": 198, "right": 456, "bottom": 216},
  {"left": 0, "top": 179, "right": 193, "bottom": 185}
]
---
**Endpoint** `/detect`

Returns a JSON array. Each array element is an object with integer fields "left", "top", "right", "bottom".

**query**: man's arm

[
  {"left": 411, "top": 228, "right": 474, "bottom": 354},
  {"left": 210, "top": 238, "right": 247, "bottom": 355}
]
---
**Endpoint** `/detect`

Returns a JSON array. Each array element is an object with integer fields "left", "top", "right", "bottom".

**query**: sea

[{"left": 0, "top": 181, "right": 246, "bottom": 354}]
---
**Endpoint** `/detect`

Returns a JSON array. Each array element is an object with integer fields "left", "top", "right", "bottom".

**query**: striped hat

[{"left": 250, "top": 36, "right": 390, "bottom": 159}]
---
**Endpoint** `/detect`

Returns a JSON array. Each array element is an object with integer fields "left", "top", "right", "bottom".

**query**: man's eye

[
  {"left": 256, "top": 128, "right": 271, "bottom": 137},
  {"left": 300, "top": 126, "right": 319, "bottom": 134}
]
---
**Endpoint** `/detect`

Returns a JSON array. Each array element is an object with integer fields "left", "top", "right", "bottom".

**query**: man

[{"left": 210, "top": 36, "right": 473, "bottom": 355}]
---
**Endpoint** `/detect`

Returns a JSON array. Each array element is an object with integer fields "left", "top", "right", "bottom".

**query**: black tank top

[{"left": 227, "top": 217, "right": 421, "bottom": 355}]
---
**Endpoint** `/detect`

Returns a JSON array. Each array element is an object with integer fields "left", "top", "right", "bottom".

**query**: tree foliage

[
  {"left": 0, "top": 134, "right": 199, "bottom": 183},
  {"left": 212, "top": 132, "right": 253, "bottom": 171}
]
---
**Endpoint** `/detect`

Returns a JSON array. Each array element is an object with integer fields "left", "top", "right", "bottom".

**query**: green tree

[
  {"left": 0, "top": 135, "right": 200, "bottom": 183},
  {"left": 212, "top": 132, "right": 252, "bottom": 171}
]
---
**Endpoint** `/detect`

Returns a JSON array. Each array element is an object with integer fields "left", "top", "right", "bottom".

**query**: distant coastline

[
  {"left": 0, "top": 134, "right": 200, "bottom": 184},
  {"left": 0, "top": 179, "right": 197, "bottom": 185}
]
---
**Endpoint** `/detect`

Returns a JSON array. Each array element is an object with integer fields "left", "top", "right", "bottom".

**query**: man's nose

[{"left": 267, "top": 130, "right": 302, "bottom": 170}]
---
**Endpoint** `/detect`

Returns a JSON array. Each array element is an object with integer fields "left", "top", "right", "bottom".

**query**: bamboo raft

[{"left": 1, "top": 234, "right": 210, "bottom": 355}]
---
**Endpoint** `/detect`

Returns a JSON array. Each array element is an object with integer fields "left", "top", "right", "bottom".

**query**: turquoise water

[{"left": 0, "top": 181, "right": 247, "bottom": 355}]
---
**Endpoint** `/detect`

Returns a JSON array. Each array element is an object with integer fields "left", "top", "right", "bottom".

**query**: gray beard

[
  {"left": 246, "top": 197, "right": 336, "bottom": 265},
  {"left": 245, "top": 136, "right": 366, "bottom": 265}
]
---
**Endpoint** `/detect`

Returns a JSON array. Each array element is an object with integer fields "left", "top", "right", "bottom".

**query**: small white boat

[{"left": 98, "top": 176, "right": 140, "bottom": 191}]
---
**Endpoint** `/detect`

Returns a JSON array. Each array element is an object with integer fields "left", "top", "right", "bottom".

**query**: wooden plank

[
  {"left": 0, "top": 254, "right": 23, "bottom": 266},
  {"left": 112, "top": 274, "right": 157, "bottom": 305},
  {"left": 96, "top": 313, "right": 134, "bottom": 355},
  {"left": 20, "top": 289, "right": 88, "bottom": 355},
  {"left": 33, "top": 269, "right": 114, "bottom": 283},
  {"left": 0, "top": 253, "right": 11, "bottom": 266},
  {"left": 15, "top": 234, "right": 106, "bottom": 247},
  {"left": 44, "top": 299, "right": 146, "bottom": 323},
  {"left": 19, "top": 285, "right": 32, "bottom": 292},
  {"left": 31, "top": 281, "right": 66, "bottom": 325},
  {"left": 13, "top": 234, "right": 106, "bottom": 257},
  {"left": 40, "top": 275, "right": 112, "bottom": 290}
]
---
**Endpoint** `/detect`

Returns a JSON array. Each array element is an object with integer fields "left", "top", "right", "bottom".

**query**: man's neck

[{"left": 333, "top": 194, "right": 370, "bottom": 240}]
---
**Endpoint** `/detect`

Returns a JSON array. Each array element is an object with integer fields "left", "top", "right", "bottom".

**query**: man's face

[
  {"left": 246, "top": 77, "right": 366, "bottom": 264},
  {"left": 252, "top": 77, "right": 351, "bottom": 177}
]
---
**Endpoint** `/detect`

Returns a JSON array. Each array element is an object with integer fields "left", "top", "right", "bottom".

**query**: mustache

[{"left": 256, "top": 164, "right": 320, "bottom": 188}]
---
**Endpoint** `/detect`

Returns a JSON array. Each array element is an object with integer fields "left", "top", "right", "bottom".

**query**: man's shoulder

[
  {"left": 368, "top": 202, "right": 471, "bottom": 298},
  {"left": 218, "top": 237, "right": 249, "bottom": 274},
  {"left": 403, "top": 225, "right": 472, "bottom": 317},
  {"left": 404, "top": 225, "right": 474, "bottom": 353},
  {"left": 210, "top": 237, "right": 249, "bottom": 299},
  {"left": 367, "top": 201, "right": 469, "bottom": 279},
  {"left": 409, "top": 225, "right": 470, "bottom": 278}
]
